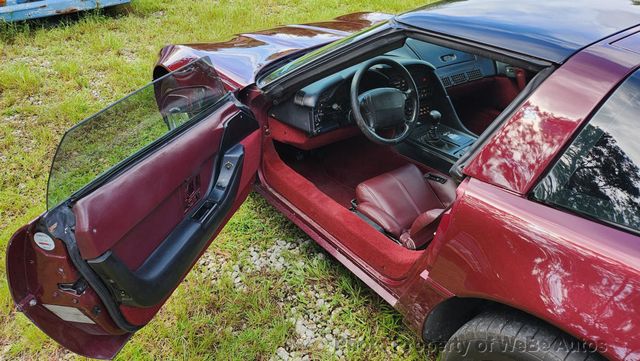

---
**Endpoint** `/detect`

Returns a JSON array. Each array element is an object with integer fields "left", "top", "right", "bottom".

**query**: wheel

[{"left": 441, "top": 308, "right": 606, "bottom": 361}]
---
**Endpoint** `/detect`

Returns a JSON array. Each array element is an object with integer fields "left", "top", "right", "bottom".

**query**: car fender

[{"left": 421, "top": 178, "right": 640, "bottom": 361}]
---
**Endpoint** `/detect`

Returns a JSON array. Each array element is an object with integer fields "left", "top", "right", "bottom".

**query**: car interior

[{"left": 262, "top": 37, "right": 539, "bottom": 279}]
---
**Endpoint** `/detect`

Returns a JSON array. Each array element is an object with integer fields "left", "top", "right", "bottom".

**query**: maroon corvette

[{"left": 7, "top": 0, "right": 640, "bottom": 359}]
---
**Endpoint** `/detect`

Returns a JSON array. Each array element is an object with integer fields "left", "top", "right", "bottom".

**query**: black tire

[{"left": 441, "top": 308, "right": 606, "bottom": 361}]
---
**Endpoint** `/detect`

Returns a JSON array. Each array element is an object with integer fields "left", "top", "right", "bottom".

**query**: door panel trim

[
  {"left": 87, "top": 144, "right": 244, "bottom": 307},
  {"left": 73, "top": 103, "right": 237, "bottom": 260}
]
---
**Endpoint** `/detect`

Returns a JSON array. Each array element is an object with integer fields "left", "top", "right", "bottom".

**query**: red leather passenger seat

[{"left": 355, "top": 164, "right": 456, "bottom": 249}]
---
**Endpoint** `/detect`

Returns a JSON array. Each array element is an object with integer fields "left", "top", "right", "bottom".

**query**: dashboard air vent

[
  {"left": 440, "top": 76, "right": 452, "bottom": 87},
  {"left": 466, "top": 69, "right": 482, "bottom": 81},
  {"left": 451, "top": 72, "right": 467, "bottom": 85}
]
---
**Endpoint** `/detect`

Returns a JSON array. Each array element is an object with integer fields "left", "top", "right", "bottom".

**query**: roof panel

[
  {"left": 396, "top": 0, "right": 640, "bottom": 63},
  {"left": 613, "top": 31, "right": 640, "bottom": 55}
]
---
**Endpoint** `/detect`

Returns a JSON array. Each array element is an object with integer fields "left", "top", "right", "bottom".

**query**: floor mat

[{"left": 284, "top": 137, "right": 413, "bottom": 208}]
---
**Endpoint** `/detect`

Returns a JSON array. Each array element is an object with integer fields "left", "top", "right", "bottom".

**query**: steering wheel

[{"left": 350, "top": 58, "right": 420, "bottom": 145}]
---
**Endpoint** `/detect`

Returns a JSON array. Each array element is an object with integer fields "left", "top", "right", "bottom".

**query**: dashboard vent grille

[
  {"left": 451, "top": 72, "right": 468, "bottom": 85},
  {"left": 466, "top": 69, "right": 482, "bottom": 81},
  {"left": 440, "top": 76, "right": 452, "bottom": 87}
]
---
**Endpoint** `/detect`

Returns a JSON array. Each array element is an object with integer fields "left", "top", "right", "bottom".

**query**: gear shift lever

[{"left": 427, "top": 110, "right": 442, "bottom": 141}]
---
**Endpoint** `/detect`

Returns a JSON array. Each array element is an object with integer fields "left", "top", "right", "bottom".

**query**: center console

[{"left": 407, "top": 123, "right": 477, "bottom": 164}]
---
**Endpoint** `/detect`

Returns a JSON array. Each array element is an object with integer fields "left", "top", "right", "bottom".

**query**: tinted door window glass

[
  {"left": 533, "top": 70, "right": 640, "bottom": 232},
  {"left": 47, "top": 58, "right": 225, "bottom": 209}
]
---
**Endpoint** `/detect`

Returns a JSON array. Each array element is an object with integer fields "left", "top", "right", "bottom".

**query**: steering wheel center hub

[{"left": 359, "top": 87, "right": 408, "bottom": 129}]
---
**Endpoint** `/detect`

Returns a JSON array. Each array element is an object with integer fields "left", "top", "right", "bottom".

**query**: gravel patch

[
  {"left": 118, "top": 49, "right": 138, "bottom": 63},
  {"left": 198, "top": 239, "right": 407, "bottom": 360},
  {"left": 197, "top": 249, "right": 230, "bottom": 284},
  {"left": 8, "top": 53, "right": 54, "bottom": 74}
]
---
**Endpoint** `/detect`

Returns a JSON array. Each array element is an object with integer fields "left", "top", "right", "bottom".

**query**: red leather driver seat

[{"left": 355, "top": 164, "right": 456, "bottom": 249}]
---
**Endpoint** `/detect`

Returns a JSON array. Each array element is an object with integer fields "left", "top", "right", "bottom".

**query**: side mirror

[
  {"left": 160, "top": 86, "right": 213, "bottom": 129},
  {"left": 153, "top": 58, "right": 226, "bottom": 130}
]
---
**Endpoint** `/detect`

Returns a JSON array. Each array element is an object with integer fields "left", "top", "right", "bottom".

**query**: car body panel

[
  {"left": 464, "top": 27, "right": 640, "bottom": 194},
  {"left": 397, "top": 0, "right": 640, "bottom": 64},
  {"left": 154, "top": 12, "right": 392, "bottom": 88},
  {"left": 613, "top": 31, "right": 640, "bottom": 55},
  {"left": 417, "top": 178, "right": 640, "bottom": 360}
]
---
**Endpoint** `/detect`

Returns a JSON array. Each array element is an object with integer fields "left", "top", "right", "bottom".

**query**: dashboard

[
  {"left": 270, "top": 59, "right": 448, "bottom": 136},
  {"left": 269, "top": 37, "right": 500, "bottom": 140},
  {"left": 267, "top": 39, "right": 522, "bottom": 168}
]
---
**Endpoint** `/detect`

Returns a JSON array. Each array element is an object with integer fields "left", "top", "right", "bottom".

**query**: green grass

[{"left": 0, "top": 0, "right": 436, "bottom": 359}]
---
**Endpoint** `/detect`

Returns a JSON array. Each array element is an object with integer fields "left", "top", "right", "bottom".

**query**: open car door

[{"left": 6, "top": 58, "right": 261, "bottom": 359}]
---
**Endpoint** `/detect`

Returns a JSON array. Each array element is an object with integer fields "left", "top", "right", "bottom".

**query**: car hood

[{"left": 155, "top": 12, "right": 392, "bottom": 88}]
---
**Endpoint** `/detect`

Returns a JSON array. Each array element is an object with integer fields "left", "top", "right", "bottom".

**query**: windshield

[
  {"left": 258, "top": 22, "right": 390, "bottom": 87},
  {"left": 47, "top": 58, "right": 225, "bottom": 209}
]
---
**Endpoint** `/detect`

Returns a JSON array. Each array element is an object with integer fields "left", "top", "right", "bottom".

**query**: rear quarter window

[{"left": 533, "top": 69, "right": 640, "bottom": 233}]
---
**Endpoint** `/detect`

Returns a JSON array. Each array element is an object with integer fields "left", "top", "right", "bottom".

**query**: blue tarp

[{"left": 0, "top": 0, "right": 130, "bottom": 22}]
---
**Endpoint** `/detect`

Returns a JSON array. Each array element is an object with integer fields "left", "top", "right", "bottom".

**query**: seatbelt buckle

[{"left": 425, "top": 173, "right": 447, "bottom": 184}]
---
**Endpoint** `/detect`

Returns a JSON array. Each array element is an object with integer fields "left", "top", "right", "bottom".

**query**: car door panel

[
  {"left": 73, "top": 102, "right": 235, "bottom": 261},
  {"left": 75, "top": 107, "right": 258, "bottom": 311},
  {"left": 6, "top": 59, "right": 261, "bottom": 359},
  {"left": 85, "top": 143, "right": 244, "bottom": 308}
]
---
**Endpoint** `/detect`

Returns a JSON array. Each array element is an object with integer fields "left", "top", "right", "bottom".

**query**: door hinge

[{"left": 16, "top": 294, "right": 37, "bottom": 312}]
